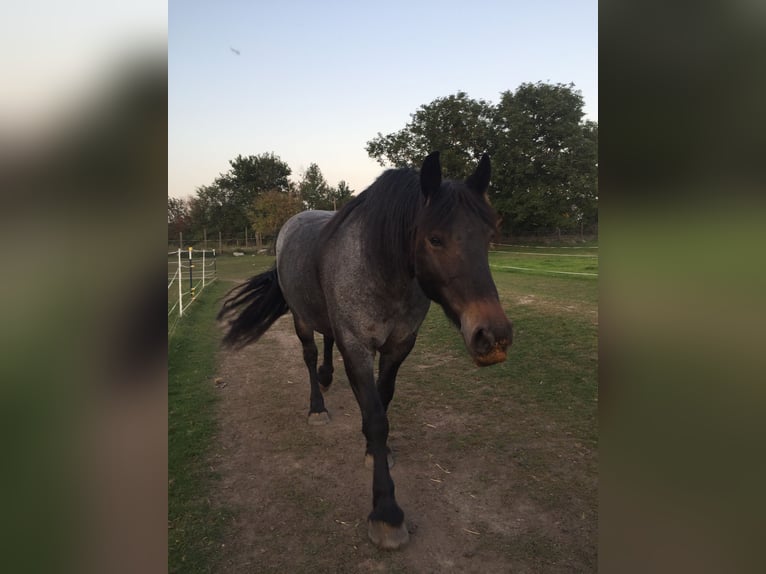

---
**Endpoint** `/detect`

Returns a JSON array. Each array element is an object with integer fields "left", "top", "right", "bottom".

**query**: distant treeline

[{"left": 168, "top": 82, "right": 597, "bottom": 242}]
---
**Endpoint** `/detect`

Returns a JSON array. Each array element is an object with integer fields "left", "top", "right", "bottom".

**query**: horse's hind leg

[
  {"left": 318, "top": 335, "right": 334, "bottom": 392},
  {"left": 293, "top": 316, "right": 330, "bottom": 425}
]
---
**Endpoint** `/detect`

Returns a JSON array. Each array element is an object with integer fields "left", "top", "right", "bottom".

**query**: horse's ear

[
  {"left": 466, "top": 153, "right": 491, "bottom": 194},
  {"left": 420, "top": 151, "right": 442, "bottom": 199}
]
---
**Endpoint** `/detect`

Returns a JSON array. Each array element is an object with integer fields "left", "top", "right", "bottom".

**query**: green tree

[
  {"left": 215, "top": 152, "right": 292, "bottom": 235},
  {"left": 187, "top": 183, "right": 239, "bottom": 238},
  {"left": 366, "top": 91, "right": 493, "bottom": 179},
  {"left": 248, "top": 190, "right": 303, "bottom": 244},
  {"left": 298, "top": 163, "right": 333, "bottom": 210},
  {"left": 365, "top": 83, "right": 598, "bottom": 236},
  {"left": 189, "top": 152, "right": 292, "bottom": 239},
  {"left": 168, "top": 197, "right": 191, "bottom": 238},
  {"left": 574, "top": 120, "right": 599, "bottom": 233},
  {"left": 215, "top": 152, "right": 292, "bottom": 196},
  {"left": 328, "top": 180, "right": 354, "bottom": 210},
  {"left": 491, "top": 82, "right": 597, "bottom": 235}
]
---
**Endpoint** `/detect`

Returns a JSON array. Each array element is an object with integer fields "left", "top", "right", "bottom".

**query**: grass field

[
  {"left": 169, "top": 247, "right": 597, "bottom": 572},
  {"left": 489, "top": 244, "right": 599, "bottom": 277},
  {"left": 168, "top": 280, "right": 230, "bottom": 572}
]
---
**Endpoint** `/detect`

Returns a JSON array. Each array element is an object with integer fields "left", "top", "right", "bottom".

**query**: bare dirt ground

[{"left": 209, "top": 313, "right": 596, "bottom": 573}]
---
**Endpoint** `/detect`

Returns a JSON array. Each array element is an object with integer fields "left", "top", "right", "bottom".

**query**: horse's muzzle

[{"left": 460, "top": 302, "right": 513, "bottom": 367}]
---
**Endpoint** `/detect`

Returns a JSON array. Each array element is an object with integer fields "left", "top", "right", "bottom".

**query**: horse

[{"left": 218, "top": 151, "right": 512, "bottom": 549}]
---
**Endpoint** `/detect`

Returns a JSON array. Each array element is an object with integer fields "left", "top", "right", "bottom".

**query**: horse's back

[
  {"left": 276, "top": 210, "right": 335, "bottom": 334},
  {"left": 276, "top": 211, "right": 333, "bottom": 259}
]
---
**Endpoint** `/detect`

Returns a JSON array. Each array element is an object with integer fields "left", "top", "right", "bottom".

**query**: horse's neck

[{"left": 327, "top": 214, "right": 416, "bottom": 296}]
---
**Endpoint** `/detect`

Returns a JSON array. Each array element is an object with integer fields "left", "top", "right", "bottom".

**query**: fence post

[
  {"left": 177, "top": 248, "right": 183, "bottom": 317},
  {"left": 188, "top": 246, "right": 194, "bottom": 301},
  {"left": 202, "top": 249, "right": 206, "bottom": 288}
]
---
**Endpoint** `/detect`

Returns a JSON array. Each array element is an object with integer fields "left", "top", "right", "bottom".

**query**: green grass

[
  {"left": 214, "top": 253, "right": 275, "bottom": 282},
  {"left": 396, "top": 260, "right": 597, "bottom": 547},
  {"left": 168, "top": 281, "right": 232, "bottom": 574},
  {"left": 402, "top": 268, "right": 598, "bottom": 444},
  {"left": 395, "top": 269, "right": 598, "bottom": 568},
  {"left": 489, "top": 248, "right": 598, "bottom": 278}
]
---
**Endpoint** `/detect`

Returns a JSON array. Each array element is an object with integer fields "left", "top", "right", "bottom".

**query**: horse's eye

[{"left": 429, "top": 236, "right": 443, "bottom": 247}]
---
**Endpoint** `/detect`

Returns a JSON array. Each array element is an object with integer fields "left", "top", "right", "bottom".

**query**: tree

[
  {"left": 189, "top": 152, "right": 292, "bottom": 239},
  {"left": 491, "top": 82, "right": 597, "bottom": 234},
  {"left": 298, "top": 163, "right": 333, "bottom": 210},
  {"left": 215, "top": 152, "right": 292, "bottom": 236},
  {"left": 247, "top": 190, "right": 303, "bottom": 244},
  {"left": 186, "top": 183, "right": 238, "bottom": 238},
  {"left": 167, "top": 197, "right": 190, "bottom": 238},
  {"left": 366, "top": 91, "right": 493, "bottom": 179},
  {"left": 215, "top": 152, "right": 292, "bottom": 197},
  {"left": 559, "top": 120, "right": 598, "bottom": 236},
  {"left": 328, "top": 180, "right": 354, "bottom": 210},
  {"left": 365, "top": 83, "right": 598, "bottom": 236}
]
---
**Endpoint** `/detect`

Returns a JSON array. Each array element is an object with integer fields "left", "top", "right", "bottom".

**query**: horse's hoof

[
  {"left": 307, "top": 411, "right": 330, "bottom": 425},
  {"left": 368, "top": 520, "right": 409, "bottom": 550},
  {"left": 364, "top": 452, "right": 394, "bottom": 469}
]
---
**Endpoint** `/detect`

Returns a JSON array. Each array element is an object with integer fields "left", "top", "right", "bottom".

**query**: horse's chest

[{"left": 361, "top": 292, "right": 430, "bottom": 347}]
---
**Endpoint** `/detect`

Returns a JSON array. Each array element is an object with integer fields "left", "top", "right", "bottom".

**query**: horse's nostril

[{"left": 472, "top": 327, "right": 495, "bottom": 355}]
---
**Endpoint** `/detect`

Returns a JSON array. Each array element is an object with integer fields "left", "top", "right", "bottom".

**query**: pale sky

[{"left": 169, "top": 0, "right": 597, "bottom": 199}]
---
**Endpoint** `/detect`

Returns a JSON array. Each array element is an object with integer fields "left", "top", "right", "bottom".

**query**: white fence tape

[{"left": 491, "top": 264, "right": 597, "bottom": 277}]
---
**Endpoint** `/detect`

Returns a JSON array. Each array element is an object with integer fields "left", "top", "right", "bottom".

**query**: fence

[
  {"left": 167, "top": 231, "right": 275, "bottom": 254},
  {"left": 168, "top": 247, "right": 217, "bottom": 335}
]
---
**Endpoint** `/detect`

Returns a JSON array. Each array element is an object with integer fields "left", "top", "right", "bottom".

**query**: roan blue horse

[{"left": 218, "top": 151, "right": 512, "bottom": 549}]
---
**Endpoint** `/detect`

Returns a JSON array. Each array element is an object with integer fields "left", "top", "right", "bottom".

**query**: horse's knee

[
  {"left": 318, "top": 363, "right": 333, "bottom": 388},
  {"left": 363, "top": 413, "right": 389, "bottom": 445},
  {"left": 302, "top": 346, "right": 318, "bottom": 364}
]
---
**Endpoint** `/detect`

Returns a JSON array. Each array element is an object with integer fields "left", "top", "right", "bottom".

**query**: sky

[{"left": 169, "top": 0, "right": 597, "bottom": 199}]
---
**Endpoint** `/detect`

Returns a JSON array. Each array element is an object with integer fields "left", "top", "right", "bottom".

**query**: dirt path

[{"left": 210, "top": 314, "right": 596, "bottom": 573}]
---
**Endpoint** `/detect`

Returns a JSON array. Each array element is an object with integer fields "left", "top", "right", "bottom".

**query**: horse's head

[{"left": 414, "top": 152, "right": 512, "bottom": 367}]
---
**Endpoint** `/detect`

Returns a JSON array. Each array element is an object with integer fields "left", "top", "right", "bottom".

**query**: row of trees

[
  {"left": 168, "top": 154, "right": 354, "bottom": 245},
  {"left": 367, "top": 82, "right": 597, "bottom": 235},
  {"left": 169, "top": 82, "right": 597, "bottom": 244}
]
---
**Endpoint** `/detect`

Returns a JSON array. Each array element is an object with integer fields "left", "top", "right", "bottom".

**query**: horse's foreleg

[
  {"left": 339, "top": 342, "right": 409, "bottom": 550},
  {"left": 317, "top": 335, "right": 334, "bottom": 392},
  {"left": 362, "top": 333, "right": 418, "bottom": 470},
  {"left": 376, "top": 333, "right": 417, "bottom": 412},
  {"left": 294, "top": 317, "right": 329, "bottom": 425}
]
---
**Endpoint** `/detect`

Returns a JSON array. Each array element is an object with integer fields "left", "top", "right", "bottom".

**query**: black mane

[
  {"left": 319, "top": 166, "right": 497, "bottom": 281},
  {"left": 319, "top": 168, "right": 421, "bottom": 280}
]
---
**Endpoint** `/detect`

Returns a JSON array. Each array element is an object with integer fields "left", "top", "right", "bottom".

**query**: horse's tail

[{"left": 218, "top": 266, "right": 289, "bottom": 348}]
